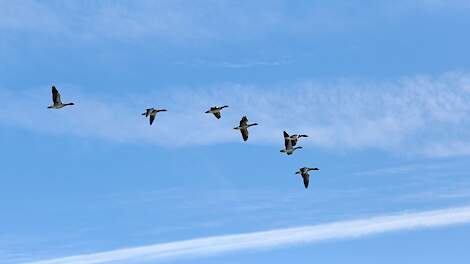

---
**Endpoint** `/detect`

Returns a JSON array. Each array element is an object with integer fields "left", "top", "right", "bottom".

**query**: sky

[{"left": 1, "top": 0, "right": 470, "bottom": 263}]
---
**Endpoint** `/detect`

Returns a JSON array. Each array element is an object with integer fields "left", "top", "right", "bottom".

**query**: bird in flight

[
  {"left": 205, "top": 105, "right": 229, "bottom": 119},
  {"left": 233, "top": 116, "right": 258, "bottom": 142},
  {"left": 280, "top": 131, "right": 303, "bottom": 155},
  {"left": 142, "top": 108, "right": 167, "bottom": 126},
  {"left": 47, "top": 85, "right": 75, "bottom": 109},
  {"left": 295, "top": 167, "right": 319, "bottom": 189}
]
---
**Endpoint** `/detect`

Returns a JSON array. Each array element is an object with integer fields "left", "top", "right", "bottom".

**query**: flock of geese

[{"left": 48, "top": 85, "right": 320, "bottom": 189}]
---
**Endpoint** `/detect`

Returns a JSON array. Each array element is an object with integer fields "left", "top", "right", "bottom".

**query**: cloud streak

[{"left": 26, "top": 205, "right": 470, "bottom": 264}]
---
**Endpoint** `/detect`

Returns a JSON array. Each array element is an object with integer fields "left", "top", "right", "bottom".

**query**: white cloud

[
  {"left": 25, "top": 205, "right": 470, "bottom": 264},
  {"left": 2, "top": 72, "right": 470, "bottom": 156}
]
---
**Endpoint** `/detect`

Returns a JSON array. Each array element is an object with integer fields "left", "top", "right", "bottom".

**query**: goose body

[
  {"left": 281, "top": 131, "right": 303, "bottom": 155},
  {"left": 47, "top": 85, "right": 74, "bottom": 109},
  {"left": 295, "top": 167, "right": 319, "bottom": 189},
  {"left": 205, "top": 105, "right": 228, "bottom": 119},
  {"left": 233, "top": 116, "right": 258, "bottom": 141},
  {"left": 142, "top": 108, "right": 167, "bottom": 125}
]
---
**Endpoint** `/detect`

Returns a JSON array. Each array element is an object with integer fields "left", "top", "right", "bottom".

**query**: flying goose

[
  {"left": 281, "top": 131, "right": 303, "bottom": 155},
  {"left": 295, "top": 167, "right": 319, "bottom": 189},
  {"left": 205, "top": 105, "right": 229, "bottom": 119},
  {"left": 142, "top": 108, "right": 167, "bottom": 125},
  {"left": 47, "top": 85, "right": 75, "bottom": 109},
  {"left": 233, "top": 116, "right": 258, "bottom": 141}
]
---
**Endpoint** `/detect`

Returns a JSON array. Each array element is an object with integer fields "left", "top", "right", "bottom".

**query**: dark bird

[
  {"left": 47, "top": 85, "right": 74, "bottom": 109},
  {"left": 281, "top": 131, "right": 303, "bottom": 155},
  {"left": 233, "top": 116, "right": 258, "bottom": 141},
  {"left": 295, "top": 167, "right": 319, "bottom": 189},
  {"left": 142, "top": 108, "right": 167, "bottom": 125},
  {"left": 205, "top": 105, "right": 229, "bottom": 119}
]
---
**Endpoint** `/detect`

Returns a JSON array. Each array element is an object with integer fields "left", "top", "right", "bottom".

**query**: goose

[
  {"left": 205, "top": 105, "right": 229, "bottom": 119},
  {"left": 142, "top": 108, "right": 167, "bottom": 125},
  {"left": 47, "top": 85, "right": 74, "bottom": 109},
  {"left": 295, "top": 167, "right": 320, "bottom": 189},
  {"left": 281, "top": 131, "right": 303, "bottom": 155},
  {"left": 233, "top": 116, "right": 258, "bottom": 141}
]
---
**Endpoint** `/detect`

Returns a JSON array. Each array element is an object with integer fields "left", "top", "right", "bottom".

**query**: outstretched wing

[
  {"left": 303, "top": 174, "right": 309, "bottom": 189},
  {"left": 213, "top": 112, "right": 221, "bottom": 119},
  {"left": 149, "top": 114, "right": 156, "bottom": 125},
  {"left": 241, "top": 128, "right": 249, "bottom": 141},
  {"left": 283, "top": 131, "right": 291, "bottom": 149},
  {"left": 52, "top": 86, "right": 61, "bottom": 104}
]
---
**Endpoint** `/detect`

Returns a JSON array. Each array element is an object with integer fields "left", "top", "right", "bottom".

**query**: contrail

[{"left": 26, "top": 205, "right": 470, "bottom": 264}]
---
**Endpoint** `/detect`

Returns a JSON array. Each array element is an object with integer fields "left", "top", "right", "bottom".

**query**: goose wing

[
  {"left": 241, "top": 128, "right": 249, "bottom": 141},
  {"left": 149, "top": 112, "right": 156, "bottom": 125},
  {"left": 213, "top": 111, "right": 221, "bottom": 119},
  {"left": 52, "top": 86, "right": 62, "bottom": 104},
  {"left": 302, "top": 174, "right": 310, "bottom": 189},
  {"left": 283, "top": 131, "right": 291, "bottom": 149}
]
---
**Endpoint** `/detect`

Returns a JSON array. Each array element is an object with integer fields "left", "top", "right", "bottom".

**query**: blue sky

[{"left": 1, "top": 1, "right": 470, "bottom": 263}]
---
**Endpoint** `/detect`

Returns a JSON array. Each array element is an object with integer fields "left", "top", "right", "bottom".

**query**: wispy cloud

[
  {"left": 2, "top": 72, "right": 470, "bottom": 156},
  {"left": 4, "top": 0, "right": 461, "bottom": 43},
  {"left": 0, "top": 1, "right": 304, "bottom": 41},
  {"left": 26, "top": 205, "right": 470, "bottom": 264},
  {"left": 352, "top": 160, "right": 465, "bottom": 177},
  {"left": 172, "top": 59, "right": 292, "bottom": 69}
]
